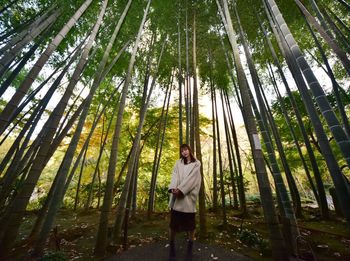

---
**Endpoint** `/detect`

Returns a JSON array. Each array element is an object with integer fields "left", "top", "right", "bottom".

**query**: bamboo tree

[
  {"left": 236, "top": 0, "right": 300, "bottom": 252},
  {"left": 0, "top": 0, "right": 93, "bottom": 136},
  {"left": 74, "top": 145, "right": 89, "bottom": 210},
  {"left": 27, "top": 97, "right": 92, "bottom": 239},
  {"left": 258, "top": 10, "right": 329, "bottom": 219},
  {"left": 260, "top": 80, "right": 303, "bottom": 217},
  {"left": 224, "top": 89, "right": 246, "bottom": 214},
  {"left": 148, "top": 84, "right": 170, "bottom": 215},
  {"left": 307, "top": 0, "right": 334, "bottom": 39},
  {"left": 94, "top": 0, "right": 151, "bottom": 254},
  {"left": 265, "top": 0, "right": 350, "bottom": 228},
  {"left": 0, "top": 1, "right": 104, "bottom": 252},
  {"left": 0, "top": 39, "right": 42, "bottom": 97},
  {"left": 0, "top": 45, "right": 83, "bottom": 206},
  {"left": 213, "top": 88, "right": 227, "bottom": 227},
  {"left": 131, "top": 142, "right": 141, "bottom": 218},
  {"left": 0, "top": 5, "right": 57, "bottom": 56},
  {"left": 178, "top": 2, "right": 183, "bottom": 149},
  {"left": 219, "top": 40, "right": 247, "bottom": 213},
  {"left": 216, "top": 1, "right": 288, "bottom": 259},
  {"left": 210, "top": 75, "right": 218, "bottom": 212},
  {"left": 320, "top": 7, "right": 350, "bottom": 56},
  {"left": 85, "top": 110, "right": 114, "bottom": 210},
  {"left": 185, "top": 1, "right": 190, "bottom": 145},
  {"left": 33, "top": 31, "right": 129, "bottom": 253},
  {"left": 293, "top": 0, "right": 350, "bottom": 77},
  {"left": 267, "top": 64, "right": 321, "bottom": 210},
  {"left": 113, "top": 34, "right": 166, "bottom": 243},
  {"left": 326, "top": 6, "right": 350, "bottom": 38},
  {"left": 220, "top": 89, "right": 239, "bottom": 209},
  {"left": 152, "top": 85, "right": 172, "bottom": 209},
  {"left": 302, "top": 12, "right": 350, "bottom": 139},
  {"left": 190, "top": 4, "right": 196, "bottom": 152},
  {"left": 0, "top": 10, "right": 59, "bottom": 77},
  {"left": 192, "top": 5, "right": 207, "bottom": 235}
]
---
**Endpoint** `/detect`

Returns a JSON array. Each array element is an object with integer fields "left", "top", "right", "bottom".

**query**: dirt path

[{"left": 106, "top": 238, "right": 255, "bottom": 261}]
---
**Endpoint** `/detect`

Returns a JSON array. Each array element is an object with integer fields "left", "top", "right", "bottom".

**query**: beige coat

[{"left": 168, "top": 159, "right": 201, "bottom": 213}]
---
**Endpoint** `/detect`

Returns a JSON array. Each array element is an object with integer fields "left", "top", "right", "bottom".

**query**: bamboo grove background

[{"left": 0, "top": 0, "right": 349, "bottom": 259}]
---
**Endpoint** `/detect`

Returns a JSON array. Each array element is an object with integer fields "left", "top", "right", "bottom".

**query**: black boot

[
  {"left": 169, "top": 240, "right": 176, "bottom": 261},
  {"left": 185, "top": 240, "right": 193, "bottom": 261}
]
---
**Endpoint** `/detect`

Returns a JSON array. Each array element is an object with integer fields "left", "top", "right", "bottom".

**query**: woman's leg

[
  {"left": 187, "top": 230, "right": 195, "bottom": 241},
  {"left": 186, "top": 230, "right": 195, "bottom": 260},
  {"left": 169, "top": 228, "right": 176, "bottom": 260},
  {"left": 169, "top": 228, "right": 176, "bottom": 241}
]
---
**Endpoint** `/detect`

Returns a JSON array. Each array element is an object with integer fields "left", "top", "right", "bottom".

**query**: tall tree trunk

[
  {"left": 85, "top": 112, "right": 115, "bottom": 210},
  {"left": 190, "top": 6, "right": 196, "bottom": 152},
  {"left": 260, "top": 81, "right": 303, "bottom": 218},
  {"left": 326, "top": 6, "right": 350, "bottom": 39},
  {"left": 321, "top": 7, "right": 350, "bottom": 54},
  {"left": 178, "top": 5, "right": 183, "bottom": 149},
  {"left": 34, "top": 31, "right": 128, "bottom": 254},
  {"left": 293, "top": 0, "right": 350, "bottom": 77},
  {"left": 192, "top": 6, "right": 207, "bottom": 236},
  {"left": 0, "top": 1, "right": 102, "bottom": 252},
  {"left": 0, "top": 0, "right": 93, "bottom": 136},
  {"left": 220, "top": 90, "right": 239, "bottom": 209},
  {"left": 148, "top": 84, "right": 170, "bottom": 215},
  {"left": 214, "top": 89, "right": 227, "bottom": 227},
  {"left": 235, "top": 3, "right": 299, "bottom": 254},
  {"left": 267, "top": 64, "right": 322, "bottom": 212},
  {"left": 302, "top": 12, "right": 350, "bottom": 141},
  {"left": 0, "top": 39, "right": 42, "bottom": 96},
  {"left": 307, "top": 0, "right": 334, "bottom": 39},
  {"left": 259, "top": 10, "right": 329, "bottom": 219},
  {"left": 185, "top": 3, "right": 190, "bottom": 145},
  {"left": 131, "top": 143, "right": 141, "bottom": 218},
  {"left": 210, "top": 77, "right": 218, "bottom": 212},
  {"left": 224, "top": 89, "right": 246, "bottom": 214},
  {"left": 216, "top": 1, "right": 289, "bottom": 259},
  {"left": 0, "top": 9, "right": 59, "bottom": 77},
  {"left": 0, "top": 5, "right": 57, "bottom": 56},
  {"left": 113, "top": 35, "right": 166, "bottom": 243},
  {"left": 94, "top": 1, "right": 150, "bottom": 254},
  {"left": 74, "top": 145, "right": 89, "bottom": 211},
  {"left": 152, "top": 85, "right": 172, "bottom": 210},
  {"left": 265, "top": 0, "right": 350, "bottom": 229}
]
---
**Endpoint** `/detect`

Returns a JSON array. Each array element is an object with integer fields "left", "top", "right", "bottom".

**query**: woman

[{"left": 168, "top": 144, "right": 201, "bottom": 261}]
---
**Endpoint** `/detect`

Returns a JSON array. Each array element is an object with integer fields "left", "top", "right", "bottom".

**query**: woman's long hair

[{"left": 180, "top": 144, "right": 196, "bottom": 164}]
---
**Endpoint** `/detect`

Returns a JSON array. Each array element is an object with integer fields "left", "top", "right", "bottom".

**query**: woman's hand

[{"left": 172, "top": 188, "right": 184, "bottom": 198}]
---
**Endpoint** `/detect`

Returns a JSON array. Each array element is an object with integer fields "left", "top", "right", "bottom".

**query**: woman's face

[{"left": 181, "top": 148, "right": 190, "bottom": 158}]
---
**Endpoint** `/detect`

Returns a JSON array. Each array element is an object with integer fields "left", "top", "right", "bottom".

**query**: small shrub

[
  {"left": 236, "top": 228, "right": 269, "bottom": 254},
  {"left": 40, "top": 251, "right": 67, "bottom": 261}
]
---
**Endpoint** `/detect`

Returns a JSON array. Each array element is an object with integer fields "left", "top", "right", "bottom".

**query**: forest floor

[{"left": 6, "top": 205, "right": 350, "bottom": 261}]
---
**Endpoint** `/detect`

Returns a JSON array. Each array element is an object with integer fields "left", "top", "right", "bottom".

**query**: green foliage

[
  {"left": 246, "top": 194, "right": 261, "bottom": 204},
  {"left": 270, "top": 88, "right": 350, "bottom": 190},
  {"left": 236, "top": 228, "right": 269, "bottom": 254},
  {"left": 40, "top": 251, "right": 67, "bottom": 261}
]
